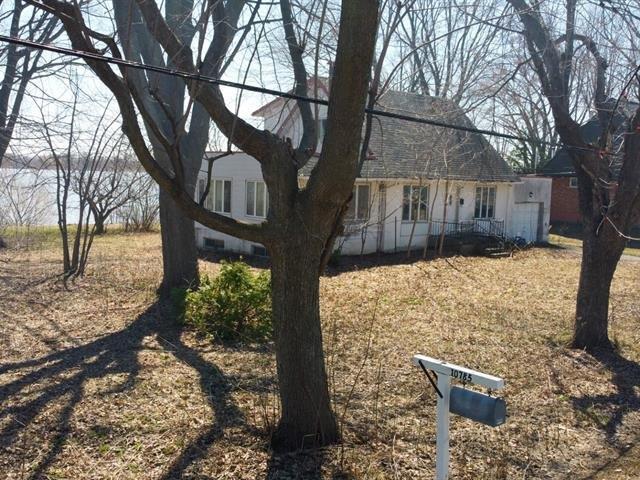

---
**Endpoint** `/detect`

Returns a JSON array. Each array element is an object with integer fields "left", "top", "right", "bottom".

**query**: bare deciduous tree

[
  {"left": 508, "top": 0, "right": 640, "bottom": 351},
  {"left": 115, "top": 174, "right": 159, "bottom": 232},
  {"left": 28, "top": 0, "right": 379, "bottom": 449},
  {"left": 37, "top": 84, "right": 123, "bottom": 278},
  {"left": 0, "top": 156, "right": 54, "bottom": 246},
  {"left": 74, "top": 141, "right": 147, "bottom": 235},
  {"left": 0, "top": 1, "right": 63, "bottom": 167}
]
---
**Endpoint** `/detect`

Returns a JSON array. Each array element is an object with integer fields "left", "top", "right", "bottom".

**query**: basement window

[
  {"left": 203, "top": 238, "right": 225, "bottom": 251},
  {"left": 251, "top": 245, "right": 268, "bottom": 257}
]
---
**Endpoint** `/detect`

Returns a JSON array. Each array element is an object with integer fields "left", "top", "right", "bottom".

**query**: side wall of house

[
  {"left": 509, "top": 176, "right": 552, "bottom": 242},
  {"left": 261, "top": 97, "right": 329, "bottom": 150},
  {"left": 195, "top": 153, "right": 268, "bottom": 255}
]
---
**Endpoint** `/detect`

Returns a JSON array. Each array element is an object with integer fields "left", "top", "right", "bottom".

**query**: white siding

[
  {"left": 508, "top": 176, "right": 552, "bottom": 242},
  {"left": 374, "top": 180, "right": 513, "bottom": 254},
  {"left": 195, "top": 153, "right": 267, "bottom": 254},
  {"left": 195, "top": 159, "right": 550, "bottom": 255}
]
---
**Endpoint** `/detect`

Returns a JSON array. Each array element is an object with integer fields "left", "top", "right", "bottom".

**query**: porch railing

[{"left": 430, "top": 219, "right": 505, "bottom": 239}]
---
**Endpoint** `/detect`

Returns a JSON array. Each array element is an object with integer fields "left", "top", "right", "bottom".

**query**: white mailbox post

[{"left": 412, "top": 354, "right": 506, "bottom": 480}]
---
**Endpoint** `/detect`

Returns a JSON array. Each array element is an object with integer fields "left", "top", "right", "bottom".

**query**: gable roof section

[
  {"left": 251, "top": 77, "right": 330, "bottom": 117},
  {"left": 541, "top": 99, "right": 638, "bottom": 177},
  {"left": 301, "top": 90, "right": 519, "bottom": 182}
]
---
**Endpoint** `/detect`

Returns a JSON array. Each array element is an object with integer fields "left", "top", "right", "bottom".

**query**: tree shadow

[
  {"left": 265, "top": 449, "right": 327, "bottom": 480},
  {"left": 569, "top": 349, "right": 640, "bottom": 444},
  {"left": 0, "top": 301, "right": 272, "bottom": 479},
  {"left": 198, "top": 246, "right": 479, "bottom": 278},
  {"left": 0, "top": 303, "right": 157, "bottom": 479},
  {"left": 153, "top": 303, "right": 265, "bottom": 479},
  {"left": 1, "top": 295, "right": 341, "bottom": 479}
]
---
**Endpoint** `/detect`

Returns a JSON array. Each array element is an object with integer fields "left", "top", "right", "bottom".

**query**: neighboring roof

[
  {"left": 541, "top": 99, "right": 638, "bottom": 177},
  {"left": 252, "top": 77, "right": 330, "bottom": 117},
  {"left": 301, "top": 90, "right": 519, "bottom": 182}
]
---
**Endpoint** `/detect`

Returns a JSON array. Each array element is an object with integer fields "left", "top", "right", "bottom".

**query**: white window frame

[
  {"left": 569, "top": 177, "right": 578, "bottom": 188},
  {"left": 474, "top": 185, "right": 496, "bottom": 219},
  {"left": 246, "top": 180, "right": 269, "bottom": 218},
  {"left": 346, "top": 183, "right": 371, "bottom": 221},
  {"left": 318, "top": 118, "right": 329, "bottom": 140},
  {"left": 402, "top": 185, "right": 429, "bottom": 222},
  {"left": 198, "top": 177, "right": 231, "bottom": 214}
]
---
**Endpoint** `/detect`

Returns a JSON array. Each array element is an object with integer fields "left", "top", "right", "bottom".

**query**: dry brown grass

[{"left": 1, "top": 232, "right": 639, "bottom": 479}]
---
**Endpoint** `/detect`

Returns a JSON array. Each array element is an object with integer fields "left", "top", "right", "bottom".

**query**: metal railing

[{"left": 430, "top": 219, "right": 505, "bottom": 239}]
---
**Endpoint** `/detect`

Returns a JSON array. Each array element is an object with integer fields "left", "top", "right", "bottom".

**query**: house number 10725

[{"left": 450, "top": 369, "right": 472, "bottom": 383}]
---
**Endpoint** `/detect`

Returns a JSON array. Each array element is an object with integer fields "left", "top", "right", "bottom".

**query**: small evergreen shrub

[{"left": 176, "top": 261, "right": 272, "bottom": 342}]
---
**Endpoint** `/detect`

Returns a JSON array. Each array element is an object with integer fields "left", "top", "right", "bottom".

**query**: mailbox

[
  {"left": 449, "top": 386, "right": 506, "bottom": 427},
  {"left": 412, "top": 354, "right": 506, "bottom": 480}
]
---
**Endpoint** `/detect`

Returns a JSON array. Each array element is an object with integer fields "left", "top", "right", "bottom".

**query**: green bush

[{"left": 176, "top": 261, "right": 272, "bottom": 342}]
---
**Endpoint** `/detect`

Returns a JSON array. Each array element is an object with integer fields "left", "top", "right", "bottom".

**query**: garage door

[{"left": 511, "top": 203, "right": 540, "bottom": 242}]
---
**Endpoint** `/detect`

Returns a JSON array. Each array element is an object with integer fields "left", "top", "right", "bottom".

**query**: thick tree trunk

[
  {"left": 572, "top": 226, "right": 626, "bottom": 351},
  {"left": 94, "top": 215, "right": 106, "bottom": 235},
  {"left": 269, "top": 238, "right": 339, "bottom": 451},
  {"left": 158, "top": 188, "right": 199, "bottom": 295}
]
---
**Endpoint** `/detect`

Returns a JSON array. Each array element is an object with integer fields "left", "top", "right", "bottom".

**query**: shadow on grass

[
  {"left": 571, "top": 349, "right": 640, "bottom": 444},
  {"left": 0, "top": 304, "right": 156, "bottom": 479},
  {"left": 1, "top": 284, "right": 345, "bottom": 479},
  {"left": 266, "top": 449, "right": 328, "bottom": 480},
  {"left": 198, "top": 246, "right": 482, "bottom": 278},
  {"left": 0, "top": 301, "right": 277, "bottom": 479},
  {"left": 153, "top": 303, "right": 266, "bottom": 480}
]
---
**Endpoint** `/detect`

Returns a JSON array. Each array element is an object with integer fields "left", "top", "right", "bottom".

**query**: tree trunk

[
  {"left": 94, "top": 215, "right": 106, "bottom": 235},
  {"left": 269, "top": 238, "right": 339, "bottom": 452},
  {"left": 158, "top": 188, "right": 199, "bottom": 295},
  {"left": 572, "top": 226, "right": 626, "bottom": 351}
]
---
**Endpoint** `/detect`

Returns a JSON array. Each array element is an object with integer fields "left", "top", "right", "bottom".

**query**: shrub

[{"left": 176, "top": 261, "right": 272, "bottom": 342}]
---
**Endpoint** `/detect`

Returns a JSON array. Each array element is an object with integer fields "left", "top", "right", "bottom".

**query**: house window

[
  {"left": 569, "top": 177, "right": 578, "bottom": 188},
  {"left": 203, "top": 237, "right": 225, "bottom": 251},
  {"left": 246, "top": 180, "right": 268, "bottom": 217},
  {"left": 474, "top": 186, "right": 496, "bottom": 219},
  {"left": 402, "top": 185, "right": 428, "bottom": 222},
  {"left": 251, "top": 245, "right": 268, "bottom": 257},
  {"left": 346, "top": 184, "right": 371, "bottom": 220},
  {"left": 198, "top": 178, "right": 231, "bottom": 213}
]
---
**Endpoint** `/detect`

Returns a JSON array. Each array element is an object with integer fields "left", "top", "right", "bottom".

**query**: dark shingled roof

[
  {"left": 301, "top": 90, "right": 519, "bottom": 182},
  {"left": 541, "top": 100, "right": 638, "bottom": 177}
]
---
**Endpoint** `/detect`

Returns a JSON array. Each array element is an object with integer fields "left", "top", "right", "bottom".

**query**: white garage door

[{"left": 511, "top": 203, "right": 540, "bottom": 242}]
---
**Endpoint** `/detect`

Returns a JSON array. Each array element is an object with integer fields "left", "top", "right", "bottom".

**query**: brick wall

[{"left": 549, "top": 176, "right": 581, "bottom": 224}]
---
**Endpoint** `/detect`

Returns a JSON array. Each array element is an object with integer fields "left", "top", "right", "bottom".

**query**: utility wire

[{"left": 0, "top": 34, "right": 615, "bottom": 155}]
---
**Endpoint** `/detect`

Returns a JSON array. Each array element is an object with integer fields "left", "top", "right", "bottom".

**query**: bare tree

[
  {"left": 0, "top": 1, "right": 63, "bottom": 167},
  {"left": 393, "top": 0, "right": 504, "bottom": 109},
  {"left": 37, "top": 83, "right": 122, "bottom": 278},
  {"left": 116, "top": 174, "right": 159, "bottom": 232},
  {"left": 74, "top": 141, "right": 145, "bottom": 235},
  {"left": 507, "top": 0, "right": 640, "bottom": 351},
  {"left": 28, "top": 0, "right": 379, "bottom": 449},
  {"left": 493, "top": 59, "right": 559, "bottom": 172},
  {"left": 0, "top": 156, "right": 54, "bottom": 246}
]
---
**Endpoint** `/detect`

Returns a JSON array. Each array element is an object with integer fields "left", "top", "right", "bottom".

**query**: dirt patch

[{"left": 1, "top": 232, "right": 639, "bottom": 479}]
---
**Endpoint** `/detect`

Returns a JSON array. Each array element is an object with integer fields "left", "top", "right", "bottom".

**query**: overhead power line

[{"left": 0, "top": 34, "right": 605, "bottom": 154}]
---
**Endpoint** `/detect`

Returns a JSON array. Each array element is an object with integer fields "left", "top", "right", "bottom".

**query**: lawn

[
  {"left": 1, "top": 232, "right": 639, "bottom": 479},
  {"left": 549, "top": 233, "right": 640, "bottom": 258}
]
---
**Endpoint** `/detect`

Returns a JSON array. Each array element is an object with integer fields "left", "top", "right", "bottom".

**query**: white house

[{"left": 195, "top": 81, "right": 551, "bottom": 256}]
